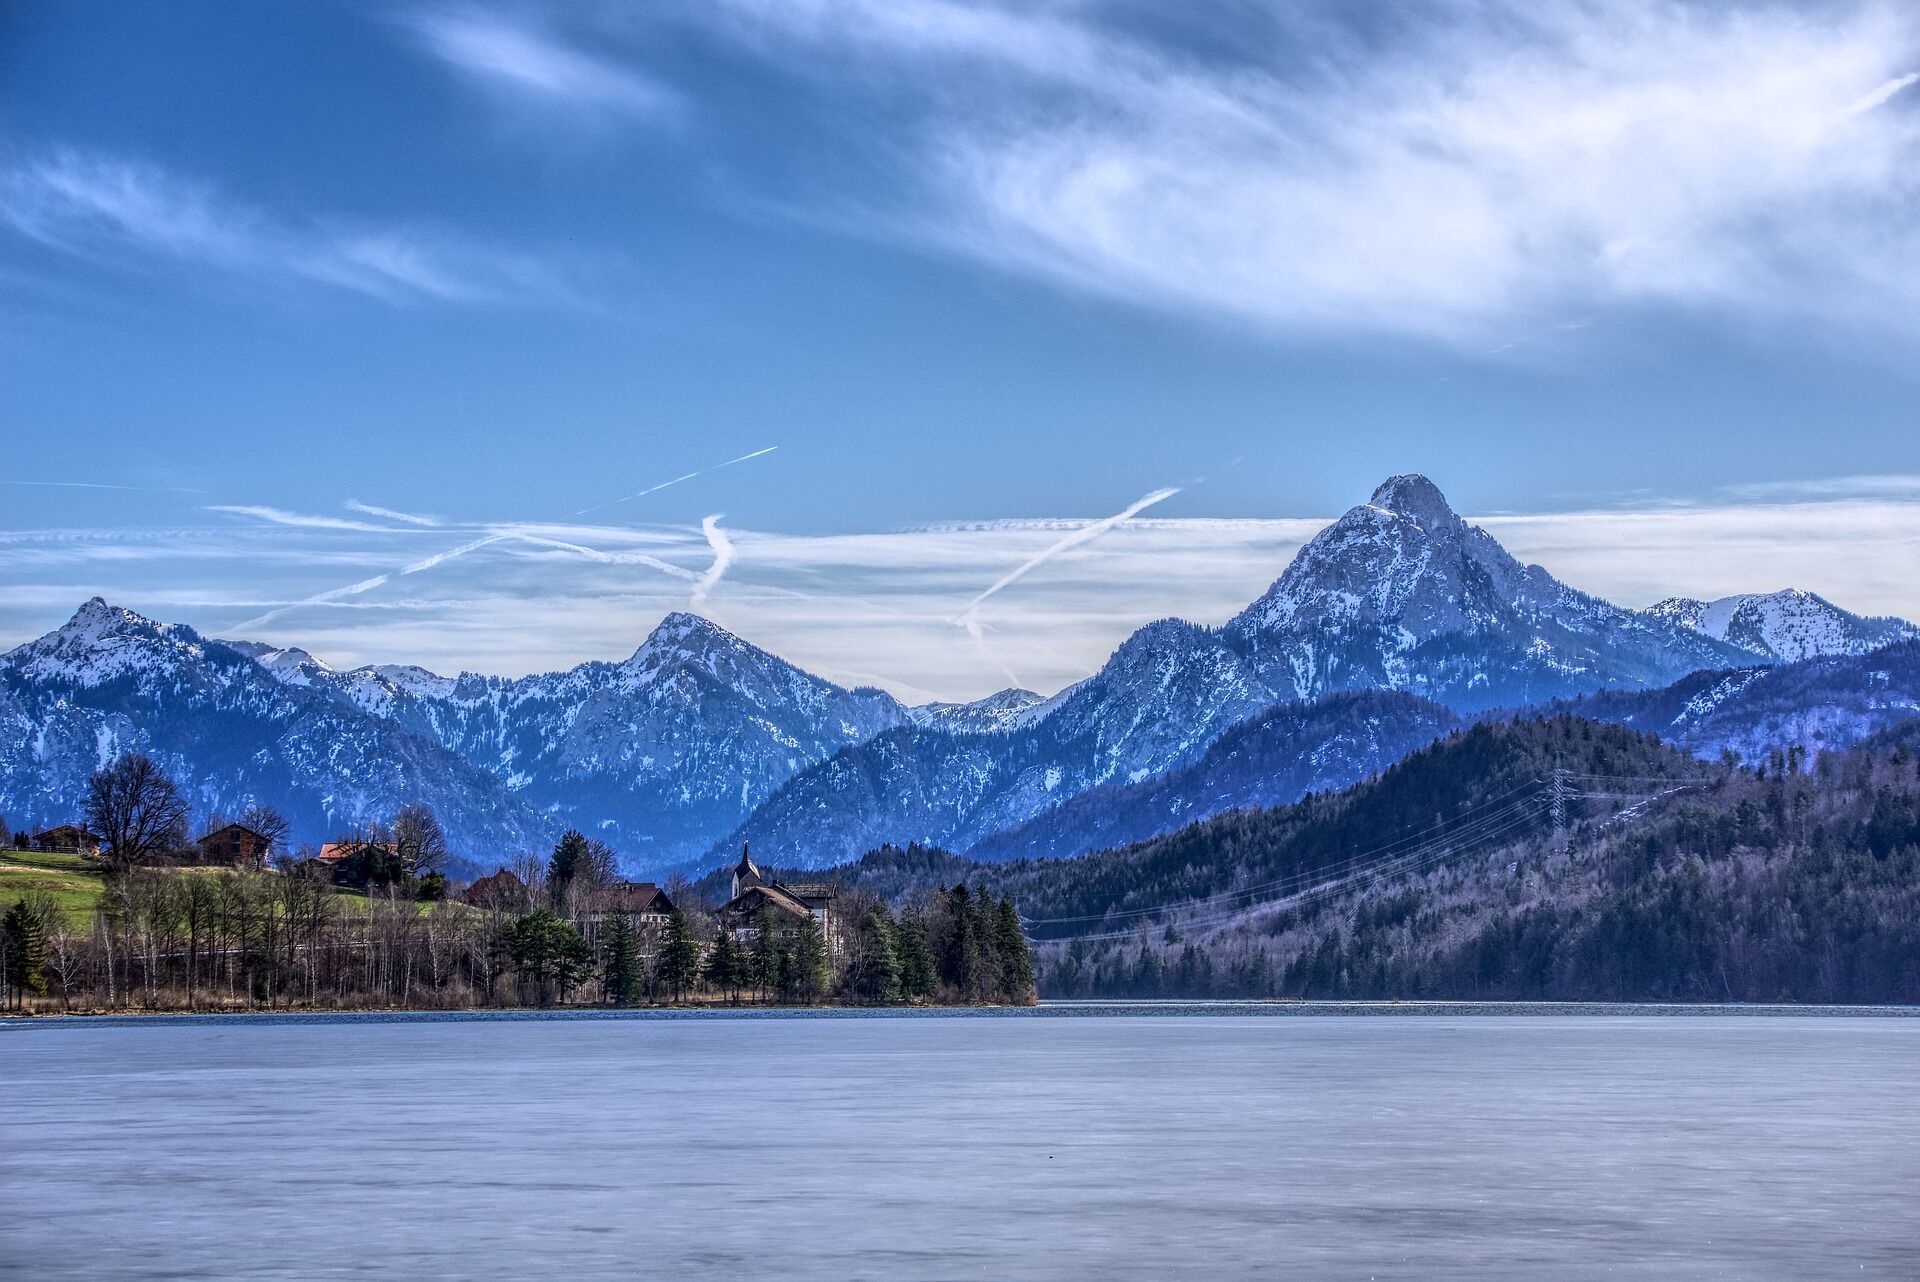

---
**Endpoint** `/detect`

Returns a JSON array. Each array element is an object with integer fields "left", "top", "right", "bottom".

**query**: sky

[{"left": 3, "top": 0, "right": 1918, "bottom": 699}]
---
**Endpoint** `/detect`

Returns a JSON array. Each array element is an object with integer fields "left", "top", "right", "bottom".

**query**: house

[
  {"left": 316, "top": 840, "right": 393, "bottom": 866},
  {"left": 460, "top": 868, "right": 530, "bottom": 910},
  {"left": 583, "top": 882, "right": 677, "bottom": 926},
  {"left": 195, "top": 822, "right": 271, "bottom": 868},
  {"left": 714, "top": 846, "right": 837, "bottom": 948},
  {"left": 314, "top": 839, "right": 401, "bottom": 887},
  {"left": 34, "top": 825, "right": 102, "bottom": 856}
]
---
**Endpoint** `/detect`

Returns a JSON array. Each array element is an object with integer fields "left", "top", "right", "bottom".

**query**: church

[{"left": 714, "top": 845, "right": 837, "bottom": 949}]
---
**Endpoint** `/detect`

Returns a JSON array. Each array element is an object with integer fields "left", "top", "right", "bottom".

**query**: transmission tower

[{"left": 1549, "top": 757, "right": 1571, "bottom": 848}]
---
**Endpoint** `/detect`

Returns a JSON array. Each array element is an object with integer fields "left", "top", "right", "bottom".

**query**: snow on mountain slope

[
  {"left": 15, "top": 474, "right": 1894, "bottom": 878},
  {"left": 1226, "top": 475, "right": 1753, "bottom": 710},
  {"left": 908, "top": 688, "right": 1050, "bottom": 735},
  {"left": 968, "top": 691, "right": 1461, "bottom": 861},
  {"left": 228, "top": 610, "right": 909, "bottom": 866},
  {"left": 1556, "top": 641, "right": 1920, "bottom": 764},
  {"left": 1643, "top": 590, "right": 1917, "bottom": 663},
  {"left": 2, "top": 600, "right": 543, "bottom": 863},
  {"left": 710, "top": 475, "right": 1780, "bottom": 870}
]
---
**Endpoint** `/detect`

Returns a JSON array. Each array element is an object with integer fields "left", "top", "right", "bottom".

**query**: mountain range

[{"left": 3, "top": 474, "right": 1914, "bottom": 873}]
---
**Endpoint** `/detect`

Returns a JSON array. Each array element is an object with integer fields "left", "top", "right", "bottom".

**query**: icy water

[{"left": 3, "top": 1007, "right": 1916, "bottom": 1280}]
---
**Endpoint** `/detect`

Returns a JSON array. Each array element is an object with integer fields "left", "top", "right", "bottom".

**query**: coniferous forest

[{"left": 805, "top": 719, "right": 1920, "bottom": 1004}]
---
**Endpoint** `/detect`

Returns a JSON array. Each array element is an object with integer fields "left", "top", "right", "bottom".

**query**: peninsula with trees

[{"left": 0, "top": 752, "right": 1035, "bottom": 1014}]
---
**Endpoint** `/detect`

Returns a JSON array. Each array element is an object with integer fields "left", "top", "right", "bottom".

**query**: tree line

[{"left": 1, "top": 757, "right": 1036, "bottom": 1011}]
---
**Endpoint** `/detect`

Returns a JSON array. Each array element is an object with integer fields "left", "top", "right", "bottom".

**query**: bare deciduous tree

[
  {"left": 85, "top": 753, "right": 189, "bottom": 868},
  {"left": 393, "top": 803, "right": 448, "bottom": 879},
  {"left": 237, "top": 803, "right": 291, "bottom": 861}
]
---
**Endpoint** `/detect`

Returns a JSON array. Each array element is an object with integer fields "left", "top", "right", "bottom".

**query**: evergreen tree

[
  {"left": 896, "top": 916, "right": 936, "bottom": 1001},
  {"left": 991, "top": 895, "right": 1034, "bottom": 1003},
  {"left": 503, "top": 908, "right": 591, "bottom": 1004},
  {"left": 546, "top": 829, "right": 590, "bottom": 905},
  {"left": 748, "top": 907, "right": 781, "bottom": 1003},
  {"left": 847, "top": 907, "right": 901, "bottom": 1004},
  {"left": 654, "top": 908, "right": 701, "bottom": 1001},
  {"left": 705, "top": 924, "right": 742, "bottom": 1003},
  {"left": 3, "top": 896, "right": 48, "bottom": 1006},
  {"left": 939, "top": 885, "right": 982, "bottom": 999},
  {"left": 789, "top": 913, "right": 830, "bottom": 1004},
  {"left": 600, "top": 913, "right": 642, "bottom": 1005}
]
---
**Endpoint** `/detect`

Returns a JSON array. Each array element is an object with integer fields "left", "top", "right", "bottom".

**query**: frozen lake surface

[{"left": 3, "top": 1007, "right": 1916, "bottom": 1279}]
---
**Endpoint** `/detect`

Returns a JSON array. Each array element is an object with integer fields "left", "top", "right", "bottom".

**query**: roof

[
  {"left": 719, "top": 883, "right": 815, "bottom": 921},
  {"left": 36, "top": 824, "right": 100, "bottom": 840},
  {"left": 586, "top": 883, "right": 675, "bottom": 915},
  {"left": 778, "top": 881, "right": 837, "bottom": 902},
  {"left": 197, "top": 823, "right": 269, "bottom": 847},
  {"left": 461, "top": 868, "right": 528, "bottom": 905},
  {"left": 734, "top": 844, "right": 760, "bottom": 876},
  {"left": 316, "top": 840, "right": 394, "bottom": 864}
]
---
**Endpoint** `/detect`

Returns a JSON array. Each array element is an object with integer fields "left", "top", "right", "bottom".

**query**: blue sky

[{"left": 4, "top": 1, "right": 1919, "bottom": 697}]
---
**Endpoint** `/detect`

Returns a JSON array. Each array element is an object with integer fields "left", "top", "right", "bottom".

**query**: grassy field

[
  {"left": 0, "top": 849, "right": 105, "bottom": 923},
  {"left": 0, "top": 852, "right": 470, "bottom": 927}
]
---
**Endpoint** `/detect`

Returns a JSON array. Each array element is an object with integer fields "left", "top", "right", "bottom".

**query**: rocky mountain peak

[
  {"left": 1642, "top": 589, "right": 1919, "bottom": 663},
  {"left": 1368, "top": 473, "right": 1459, "bottom": 530}
]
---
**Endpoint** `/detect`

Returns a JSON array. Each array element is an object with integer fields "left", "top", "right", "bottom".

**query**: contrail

[
  {"left": 573, "top": 446, "right": 778, "bottom": 516},
  {"left": 691, "top": 515, "right": 733, "bottom": 607},
  {"left": 961, "top": 611, "right": 1025, "bottom": 691},
  {"left": 209, "top": 505, "right": 395, "bottom": 532},
  {"left": 5, "top": 480, "right": 208, "bottom": 494},
  {"left": 508, "top": 532, "right": 699, "bottom": 582},
  {"left": 235, "top": 533, "right": 511, "bottom": 629},
  {"left": 346, "top": 500, "right": 441, "bottom": 527},
  {"left": 955, "top": 486, "right": 1181, "bottom": 626},
  {"left": 227, "top": 445, "right": 776, "bottom": 633},
  {"left": 233, "top": 526, "right": 715, "bottom": 630}
]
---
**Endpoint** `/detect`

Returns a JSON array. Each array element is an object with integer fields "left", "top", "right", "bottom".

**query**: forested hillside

[{"left": 803, "top": 717, "right": 1920, "bottom": 1003}]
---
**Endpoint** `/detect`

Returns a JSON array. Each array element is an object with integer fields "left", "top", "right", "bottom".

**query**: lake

[{"left": 2, "top": 1006, "right": 1915, "bottom": 1279}]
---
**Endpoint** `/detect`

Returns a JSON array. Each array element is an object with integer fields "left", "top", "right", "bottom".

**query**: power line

[
  {"left": 1029, "top": 787, "right": 1554, "bottom": 940},
  {"left": 1027, "top": 769, "right": 1699, "bottom": 944},
  {"left": 1020, "top": 779, "right": 1544, "bottom": 927}
]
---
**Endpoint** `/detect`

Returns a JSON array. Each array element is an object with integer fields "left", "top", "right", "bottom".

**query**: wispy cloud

[
  {"left": 687, "top": 0, "right": 1920, "bottom": 346},
  {"left": 345, "top": 501, "right": 442, "bottom": 527},
  {"left": 404, "top": 7, "right": 680, "bottom": 121},
  {"left": 207, "top": 505, "right": 400, "bottom": 533},
  {"left": 0, "top": 148, "right": 579, "bottom": 307},
  {"left": 7, "top": 481, "right": 1916, "bottom": 701}
]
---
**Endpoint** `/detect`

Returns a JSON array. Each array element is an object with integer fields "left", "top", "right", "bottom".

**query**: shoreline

[{"left": 6, "top": 998, "right": 1919, "bottom": 1027}]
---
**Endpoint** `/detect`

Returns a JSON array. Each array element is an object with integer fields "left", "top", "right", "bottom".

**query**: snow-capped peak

[
  {"left": 625, "top": 611, "right": 741, "bottom": 666},
  {"left": 1642, "top": 589, "right": 1918, "bottom": 662},
  {"left": 1368, "top": 473, "right": 1461, "bottom": 530},
  {"left": 3, "top": 598, "right": 204, "bottom": 687},
  {"left": 908, "top": 687, "right": 1051, "bottom": 735}
]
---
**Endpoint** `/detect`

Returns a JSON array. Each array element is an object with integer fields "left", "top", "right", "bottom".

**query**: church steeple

[{"left": 730, "top": 843, "right": 762, "bottom": 900}]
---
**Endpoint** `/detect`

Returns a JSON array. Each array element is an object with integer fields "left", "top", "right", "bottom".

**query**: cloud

[
  {"left": 208, "top": 505, "right": 400, "bottom": 532},
  {"left": 692, "top": 0, "right": 1920, "bottom": 346},
  {"left": 404, "top": 8, "right": 680, "bottom": 120},
  {"left": 691, "top": 515, "right": 734, "bottom": 607},
  {"left": 0, "top": 148, "right": 578, "bottom": 306},
  {"left": 345, "top": 501, "right": 442, "bottom": 527},
  {"left": 6, "top": 482, "right": 1916, "bottom": 701}
]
